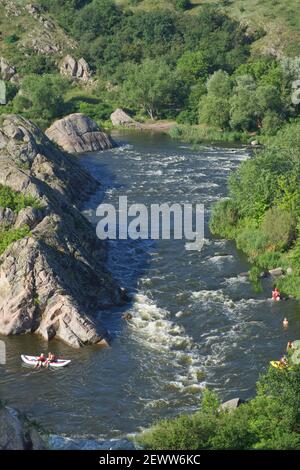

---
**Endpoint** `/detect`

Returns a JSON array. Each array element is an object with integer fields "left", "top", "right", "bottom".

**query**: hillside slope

[
  {"left": 117, "top": 0, "right": 300, "bottom": 57},
  {"left": 0, "top": 1, "right": 77, "bottom": 73}
]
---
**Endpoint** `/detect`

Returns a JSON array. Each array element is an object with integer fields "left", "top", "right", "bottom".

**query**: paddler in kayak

[
  {"left": 34, "top": 353, "right": 46, "bottom": 369},
  {"left": 272, "top": 287, "right": 281, "bottom": 301},
  {"left": 46, "top": 352, "right": 57, "bottom": 368}
]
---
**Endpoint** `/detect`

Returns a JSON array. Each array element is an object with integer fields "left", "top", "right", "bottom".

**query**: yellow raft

[{"left": 270, "top": 361, "right": 291, "bottom": 370}]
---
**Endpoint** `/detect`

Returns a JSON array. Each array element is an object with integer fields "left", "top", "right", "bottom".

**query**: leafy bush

[
  {"left": 0, "top": 185, "right": 41, "bottom": 213},
  {"left": 209, "top": 199, "right": 239, "bottom": 238},
  {"left": 0, "top": 226, "right": 30, "bottom": 255},
  {"left": 236, "top": 223, "right": 268, "bottom": 261},
  {"left": 262, "top": 207, "right": 296, "bottom": 251}
]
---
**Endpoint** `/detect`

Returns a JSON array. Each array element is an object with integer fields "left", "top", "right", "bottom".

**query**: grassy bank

[{"left": 169, "top": 124, "right": 250, "bottom": 145}]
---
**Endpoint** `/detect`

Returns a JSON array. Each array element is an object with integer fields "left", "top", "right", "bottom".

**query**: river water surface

[{"left": 1, "top": 131, "right": 300, "bottom": 444}]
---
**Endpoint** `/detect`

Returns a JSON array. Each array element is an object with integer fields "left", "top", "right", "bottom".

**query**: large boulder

[
  {"left": 110, "top": 108, "right": 140, "bottom": 128},
  {"left": 0, "top": 114, "right": 125, "bottom": 348},
  {"left": 45, "top": 113, "right": 114, "bottom": 154},
  {"left": 0, "top": 406, "right": 46, "bottom": 450},
  {"left": 220, "top": 398, "right": 245, "bottom": 412},
  {"left": 60, "top": 55, "right": 92, "bottom": 82}
]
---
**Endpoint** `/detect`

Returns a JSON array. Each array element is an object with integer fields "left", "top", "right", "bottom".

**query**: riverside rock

[
  {"left": 110, "top": 108, "right": 140, "bottom": 128},
  {"left": 45, "top": 113, "right": 114, "bottom": 154},
  {"left": 0, "top": 114, "right": 125, "bottom": 348},
  {"left": 0, "top": 406, "right": 46, "bottom": 450}
]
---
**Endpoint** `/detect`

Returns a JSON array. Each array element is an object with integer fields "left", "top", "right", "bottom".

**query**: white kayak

[{"left": 21, "top": 355, "right": 71, "bottom": 368}]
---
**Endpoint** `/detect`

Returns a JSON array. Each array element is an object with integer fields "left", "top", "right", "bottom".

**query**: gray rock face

[
  {"left": 0, "top": 57, "right": 16, "bottom": 81},
  {"left": 111, "top": 108, "right": 140, "bottom": 128},
  {"left": 60, "top": 55, "right": 92, "bottom": 81},
  {"left": 0, "top": 207, "right": 15, "bottom": 227},
  {"left": 269, "top": 267, "right": 284, "bottom": 277},
  {"left": 0, "top": 114, "right": 125, "bottom": 348},
  {"left": 220, "top": 398, "right": 245, "bottom": 412},
  {"left": 0, "top": 406, "right": 46, "bottom": 450},
  {"left": 45, "top": 113, "right": 114, "bottom": 154}
]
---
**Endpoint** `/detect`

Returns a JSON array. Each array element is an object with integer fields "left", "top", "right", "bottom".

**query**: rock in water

[
  {"left": 45, "top": 113, "right": 114, "bottom": 154},
  {"left": 0, "top": 114, "right": 125, "bottom": 348}
]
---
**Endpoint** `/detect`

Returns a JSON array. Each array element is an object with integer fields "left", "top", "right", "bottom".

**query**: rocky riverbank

[{"left": 0, "top": 114, "right": 126, "bottom": 348}]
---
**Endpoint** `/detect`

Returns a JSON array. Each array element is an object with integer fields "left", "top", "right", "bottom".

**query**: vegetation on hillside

[{"left": 210, "top": 120, "right": 300, "bottom": 298}]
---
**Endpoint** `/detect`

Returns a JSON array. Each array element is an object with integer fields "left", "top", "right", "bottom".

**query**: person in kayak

[
  {"left": 279, "top": 356, "right": 288, "bottom": 367},
  {"left": 272, "top": 287, "right": 281, "bottom": 301},
  {"left": 46, "top": 352, "right": 57, "bottom": 368},
  {"left": 34, "top": 353, "right": 46, "bottom": 369}
]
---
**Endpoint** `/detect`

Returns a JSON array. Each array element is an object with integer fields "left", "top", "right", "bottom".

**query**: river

[{"left": 1, "top": 131, "right": 300, "bottom": 446}]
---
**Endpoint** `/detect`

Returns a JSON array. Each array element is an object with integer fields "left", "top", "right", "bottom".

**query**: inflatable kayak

[
  {"left": 21, "top": 355, "right": 71, "bottom": 368},
  {"left": 270, "top": 360, "right": 291, "bottom": 370}
]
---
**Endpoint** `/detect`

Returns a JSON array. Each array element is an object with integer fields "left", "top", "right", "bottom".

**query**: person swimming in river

[
  {"left": 283, "top": 317, "right": 289, "bottom": 328},
  {"left": 272, "top": 287, "right": 281, "bottom": 301},
  {"left": 34, "top": 353, "right": 46, "bottom": 369}
]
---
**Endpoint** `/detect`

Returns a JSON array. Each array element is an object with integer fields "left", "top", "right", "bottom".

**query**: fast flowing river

[{"left": 1, "top": 131, "right": 300, "bottom": 446}]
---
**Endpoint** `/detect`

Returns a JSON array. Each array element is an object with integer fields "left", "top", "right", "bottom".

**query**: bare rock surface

[
  {"left": 0, "top": 57, "right": 16, "bottom": 81},
  {"left": 0, "top": 114, "right": 124, "bottom": 348},
  {"left": 0, "top": 406, "right": 46, "bottom": 450},
  {"left": 45, "top": 113, "right": 114, "bottom": 154},
  {"left": 60, "top": 55, "right": 92, "bottom": 82},
  {"left": 110, "top": 108, "right": 140, "bottom": 128}
]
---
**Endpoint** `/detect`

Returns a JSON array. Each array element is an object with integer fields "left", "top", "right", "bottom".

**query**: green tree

[
  {"left": 13, "top": 74, "right": 69, "bottom": 122},
  {"left": 121, "top": 59, "right": 180, "bottom": 120},
  {"left": 177, "top": 50, "right": 209, "bottom": 84}
]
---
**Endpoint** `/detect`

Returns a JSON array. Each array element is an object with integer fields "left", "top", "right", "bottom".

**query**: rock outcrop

[
  {"left": 110, "top": 108, "right": 140, "bottom": 128},
  {"left": 0, "top": 57, "right": 16, "bottom": 81},
  {"left": 60, "top": 55, "right": 92, "bottom": 82},
  {"left": 45, "top": 113, "right": 114, "bottom": 154},
  {"left": 0, "top": 405, "right": 46, "bottom": 450},
  {"left": 0, "top": 114, "right": 125, "bottom": 348}
]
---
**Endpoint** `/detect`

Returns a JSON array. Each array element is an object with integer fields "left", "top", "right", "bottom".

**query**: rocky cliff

[
  {"left": 45, "top": 113, "right": 114, "bottom": 154},
  {"left": 0, "top": 405, "right": 46, "bottom": 450},
  {"left": 0, "top": 114, "right": 125, "bottom": 348}
]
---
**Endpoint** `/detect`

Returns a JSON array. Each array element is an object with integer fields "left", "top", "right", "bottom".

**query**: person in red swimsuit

[
  {"left": 34, "top": 353, "right": 46, "bottom": 369},
  {"left": 272, "top": 287, "right": 281, "bottom": 301}
]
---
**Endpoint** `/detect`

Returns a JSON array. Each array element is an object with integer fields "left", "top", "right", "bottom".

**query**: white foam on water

[{"left": 127, "top": 293, "right": 205, "bottom": 391}]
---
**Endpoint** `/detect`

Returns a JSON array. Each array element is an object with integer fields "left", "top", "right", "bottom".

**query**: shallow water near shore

[{"left": 1, "top": 131, "right": 300, "bottom": 445}]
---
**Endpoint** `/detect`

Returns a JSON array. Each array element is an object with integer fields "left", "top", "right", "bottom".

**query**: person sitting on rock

[
  {"left": 35, "top": 353, "right": 46, "bottom": 369},
  {"left": 272, "top": 287, "right": 281, "bottom": 301}
]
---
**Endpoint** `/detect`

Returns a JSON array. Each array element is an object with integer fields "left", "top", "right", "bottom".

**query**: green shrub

[
  {"left": 236, "top": 223, "right": 268, "bottom": 261},
  {"left": 209, "top": 199, "right": 239, "bottom": 238},
  {"left": 0, "top": 226, "right": 30, "bottom": 255},
  {"left": 262, "top": 207, "right": 297, "bottom": 251},
  {"left": 0, "top": 185, "right": 41, "bottom": 213}
]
